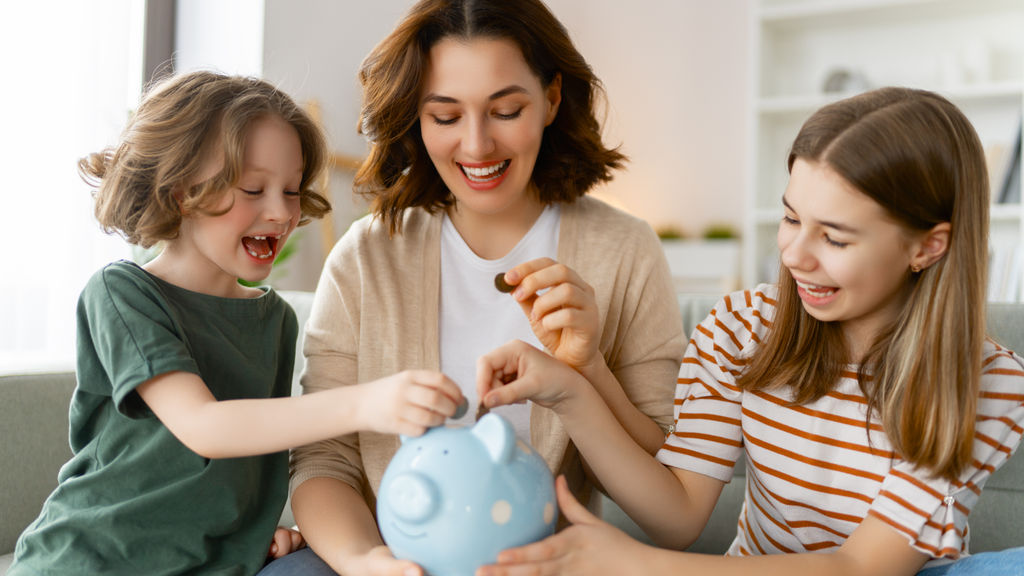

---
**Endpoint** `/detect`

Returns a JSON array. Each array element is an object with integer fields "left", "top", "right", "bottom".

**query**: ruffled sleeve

[{"left": 868, "top": 341, "right": 1024, "bottom": 558}]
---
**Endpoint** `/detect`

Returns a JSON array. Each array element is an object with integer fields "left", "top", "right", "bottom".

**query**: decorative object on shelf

[
  {"left": 822, "top": 68, "right": 870, "bottom": 95},
  {"left": 377, "top": 413, "right": 557, "bottom": 576},
  {"left": 702, "top": 223, "right": 739, "bottom": 240},
  {"left": 998, "top": 117, "right": 1022, "bottom": 205},
  {"left": 655, "top": 225, "right": 686, "bottom": 240}
]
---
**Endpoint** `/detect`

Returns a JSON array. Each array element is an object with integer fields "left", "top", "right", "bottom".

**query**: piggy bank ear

[{"left": 472, "top": 413, "right": 515, "bottom": 464}]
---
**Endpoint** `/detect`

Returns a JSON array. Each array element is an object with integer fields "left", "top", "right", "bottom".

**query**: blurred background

[{"left": 2, "top": 0, "right": 1022, "bottom": 373}]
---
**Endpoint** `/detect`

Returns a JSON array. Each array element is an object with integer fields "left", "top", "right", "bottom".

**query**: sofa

[{"left": 3, "top": 291, "right": 1023, "bottom": 572}]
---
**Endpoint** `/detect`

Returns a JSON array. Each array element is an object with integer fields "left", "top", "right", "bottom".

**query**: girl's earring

[{"left": 911, "top": 264, "right": 922, "bottom": 273}]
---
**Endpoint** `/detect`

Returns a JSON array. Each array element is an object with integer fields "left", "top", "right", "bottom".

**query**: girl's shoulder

[
  {"left": 82, "top": 259, "right": 161, "bottom": 302},
  {"left": 704, "top": 284, "right": 780, "bottom": 328},
  {"left": 688, "top": 284, "right": 779, "bottom": 353},
  {"left": 981, "top": 339, "right": 1024, "bottom": 391}
]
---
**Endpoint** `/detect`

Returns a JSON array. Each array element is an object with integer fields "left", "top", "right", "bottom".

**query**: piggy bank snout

[{"left": 386, "top": 471, "right": 439, "bottom": 524}]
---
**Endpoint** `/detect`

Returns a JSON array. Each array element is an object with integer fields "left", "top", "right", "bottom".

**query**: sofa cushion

[{"left": 0, "top": 372, "right": 76, "bottom": 557}]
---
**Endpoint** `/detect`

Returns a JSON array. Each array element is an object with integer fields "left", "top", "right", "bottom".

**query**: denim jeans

[
  {"left": 257, "top": 547, "right": 338, "bottom": 576},
  {"left": 916, "top": 547, "right": 1024, "bottom": 576},
  {"left": 256, "top": 546, "right": 1024, "bottom": 575}
]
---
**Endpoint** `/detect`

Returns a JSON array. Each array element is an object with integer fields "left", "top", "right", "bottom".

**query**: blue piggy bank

[{"left": 377, "top": 413, "right": 557, "bottom": 576}]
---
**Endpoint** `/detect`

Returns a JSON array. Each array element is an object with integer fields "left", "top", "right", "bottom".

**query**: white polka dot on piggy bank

[{"left": 377, "top": 413, "right": 558, "bottom": 576}]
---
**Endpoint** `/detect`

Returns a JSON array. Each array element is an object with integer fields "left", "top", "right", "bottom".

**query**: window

[{"left": 0, "top": 1, "right": 144, "bottom": 373}]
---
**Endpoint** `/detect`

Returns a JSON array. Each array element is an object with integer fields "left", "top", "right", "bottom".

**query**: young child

[
  {"left": 474, "top": 87, "right": 1024, "bottom": 575},
  {"left": 8, "top": 70, "right": 462, "bottom": 576}
]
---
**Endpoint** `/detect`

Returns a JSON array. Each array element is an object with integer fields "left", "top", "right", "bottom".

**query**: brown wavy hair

[
  {"left": 355, "top": 0, "right": 626, "bottom": 235},
  {"left": 738, "top": 87, "right": 989, "bottom": 480},
  {"left": 80, "top": 70, "right": 331, "bottom": 248}
]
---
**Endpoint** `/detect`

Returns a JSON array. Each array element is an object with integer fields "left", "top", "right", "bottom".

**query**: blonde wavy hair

[{"left": 79, "top": 70, "right": 331, "bottom": 248}]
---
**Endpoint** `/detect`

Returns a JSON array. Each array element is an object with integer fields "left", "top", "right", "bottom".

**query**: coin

[
  {"left": 494, "top": 272, "right": 514, "bottom": 293},
  {"left": 453, "top": 397, "right": 469, "bottom": 419}
]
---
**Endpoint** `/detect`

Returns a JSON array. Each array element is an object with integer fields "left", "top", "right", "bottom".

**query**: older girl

[{"left": 477, "top": 87, "right": 1024, "bottom": 575}]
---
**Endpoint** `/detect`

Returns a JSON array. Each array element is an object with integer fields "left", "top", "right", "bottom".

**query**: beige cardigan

[{"left": 290, "top": 196, "right": 685, "bottom": 508}]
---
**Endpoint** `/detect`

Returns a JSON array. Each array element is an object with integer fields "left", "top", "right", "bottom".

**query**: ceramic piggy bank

[{"left": 377, "top": 413, "right": 557, "bottom": 576}]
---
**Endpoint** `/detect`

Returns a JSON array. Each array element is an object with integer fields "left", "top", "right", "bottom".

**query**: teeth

[
  {"left": 461, "top": 160, "right": 508, "bottom": 181},
  {"left": 244, "top": 235, "right": 280, "bottom": 260},
  {"left": 796, "top": 280, "right": 836, "bottom": 297}
]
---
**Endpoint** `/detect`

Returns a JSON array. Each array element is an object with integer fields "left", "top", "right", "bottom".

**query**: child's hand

[
  {"left": 359, "top": 370, "right": 464, "bottom": 437},
  {"left": 344, "top": 545, "right": 423, "bottom": 576},
  {"left": 500, "top": 259, "right": 601, "bottom": 372},
  {"left": 476, "top": 475, "right": 649, "bottom": 576},
  {"left": 476, "top": 340, "right": 588, "bottom": 413},
  {"left": 267, "top": 526, "right": 305, "bottom": 560}
]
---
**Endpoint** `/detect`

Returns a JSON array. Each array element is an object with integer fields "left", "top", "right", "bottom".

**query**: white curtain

[{"left": 0, "top": 1, "right": 143, "bottom": 373}]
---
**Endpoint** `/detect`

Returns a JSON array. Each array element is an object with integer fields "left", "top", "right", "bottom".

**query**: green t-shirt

[{"left": 10, "top": 260, "right": 297, "bottom": 576}]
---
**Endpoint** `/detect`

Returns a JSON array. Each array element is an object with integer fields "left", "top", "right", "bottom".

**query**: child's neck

[{"left": 144, "top": 250, "right": 262, "bottom": 299}]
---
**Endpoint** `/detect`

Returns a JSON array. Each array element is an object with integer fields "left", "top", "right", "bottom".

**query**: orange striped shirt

[{"left": 656, "top": 285, "right": 1024, "bottom": 566}]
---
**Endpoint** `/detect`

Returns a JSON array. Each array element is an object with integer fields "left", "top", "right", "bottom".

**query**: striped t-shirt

[{"left": 656, "top": 285, "right": 1024, "bottom": 566}]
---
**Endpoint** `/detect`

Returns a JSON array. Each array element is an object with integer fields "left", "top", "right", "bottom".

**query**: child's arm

[
  {"left": 480, "top": 475, "right": 930, "bottom": 576},
  {"left": 136, "top": 369, "right": 462, "bottom": 459},
  {"left": 477, "top": 340, "right": 723, "bottom": 549},
  {"left": 289, "top": 476, "right": 423, "bottom": 576}
]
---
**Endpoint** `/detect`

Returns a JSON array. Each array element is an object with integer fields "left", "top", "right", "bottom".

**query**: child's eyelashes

[
  {"left": 825, "top": 236, "right": 849, "bottom": 248},
  {"left": 238, "top": 188, "right": 302, "bottom": 197}
]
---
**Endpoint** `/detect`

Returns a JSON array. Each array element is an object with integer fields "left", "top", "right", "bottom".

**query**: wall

[{"left": 181, "top": 0, "right": 751, "bottom": 290}]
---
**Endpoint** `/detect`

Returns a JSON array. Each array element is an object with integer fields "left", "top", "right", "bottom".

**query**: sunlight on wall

[{"left": 0, "top": 1, "right": 143, "bottom": 373}]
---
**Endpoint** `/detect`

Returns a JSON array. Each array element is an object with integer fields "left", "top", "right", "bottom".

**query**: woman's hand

[
  {"left": 501, "top": 259, "right": 601, "bottom": 371},
  {"left": 476, "top": 475, "right": 652, "bottom": 576},
  {"left": 267, "top": 526, "right": 305, "bottom": 560},
  {"left": 476, "top": 340, "right": 588, "bottom": 413},
  {"left": 358, "top": 370, "right": 464, "bottom": 437}
]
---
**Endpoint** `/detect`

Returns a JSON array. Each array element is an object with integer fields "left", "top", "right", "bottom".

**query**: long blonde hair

[{"left": 738, "top": 87, "right": 989, "bottom": 480}]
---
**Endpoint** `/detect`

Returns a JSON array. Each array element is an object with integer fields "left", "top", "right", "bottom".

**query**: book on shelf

[
  {"left": 988, "top": 244, "right": 1022, "bottom": 303},
  {"left": 997, "top": 117, "right": 1021, "bottom": 205}
]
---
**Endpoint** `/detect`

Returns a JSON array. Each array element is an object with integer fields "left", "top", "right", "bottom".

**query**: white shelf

[{"left": 745, "top": 0, "right": 1024, "bottom": 301}]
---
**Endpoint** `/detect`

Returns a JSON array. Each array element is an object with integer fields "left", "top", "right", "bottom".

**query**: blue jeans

[
  {"left": 257, "top": 546, "right": 1024, "bottom": 575},
  {"left": 257, "top": 547, "right": 338, "bottom": 576},
  {"left": 916, "top": 547, "right": 1024, "bottom": 575}
]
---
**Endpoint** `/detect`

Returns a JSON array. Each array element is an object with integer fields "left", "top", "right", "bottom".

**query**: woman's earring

[{"left": 911, "top": 264, "right": 922, "bottom": 273}]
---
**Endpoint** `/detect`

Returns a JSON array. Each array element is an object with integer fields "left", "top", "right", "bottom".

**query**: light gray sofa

[{"left": 2, "top": 292, "right": 1022, "bottom": 572}]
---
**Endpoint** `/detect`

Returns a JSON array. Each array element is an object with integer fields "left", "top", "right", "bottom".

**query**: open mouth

[
  {"left": 242, "top": 235, "right": 281, "bottom": 260},
  {"left": 458, "top": 160, "right": 510, "bottom": 183},
  {"left": 795, "top": 279, "right": 838, "bottom": 298}
]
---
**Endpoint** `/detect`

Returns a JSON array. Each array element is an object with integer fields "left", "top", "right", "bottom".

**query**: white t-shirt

[{"left": 439, "top": 204, "right": 560, "bottom": 441}]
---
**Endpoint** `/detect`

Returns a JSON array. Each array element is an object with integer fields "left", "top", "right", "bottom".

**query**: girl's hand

[
  {"left": 502, "top": 259, "right": 601, "bottom": 371},
  {"left": 358, "top": 370, "right": 464, "bottom": 437},
  {"left": 476, "top": 340, "right": 588, "bottom": 412},
  {"left": 267, "top": 526, "right": 305, "bottom": 560},
  {"left": 477, "top": 475, "right": 650, "bottom": 576}
]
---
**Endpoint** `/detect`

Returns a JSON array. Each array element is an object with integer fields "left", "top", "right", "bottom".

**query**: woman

[{"left": 259, "top": 1, "right": 685, "bottom": 575}]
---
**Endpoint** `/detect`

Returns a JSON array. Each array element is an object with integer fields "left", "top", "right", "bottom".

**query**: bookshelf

[{"left": 745, "top": 0, "right": 1024, "bottom": 301}]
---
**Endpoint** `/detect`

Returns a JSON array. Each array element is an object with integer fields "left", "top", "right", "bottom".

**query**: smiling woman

[{"left": 0, "top": 1, "right": 144, "bottom": 373}]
